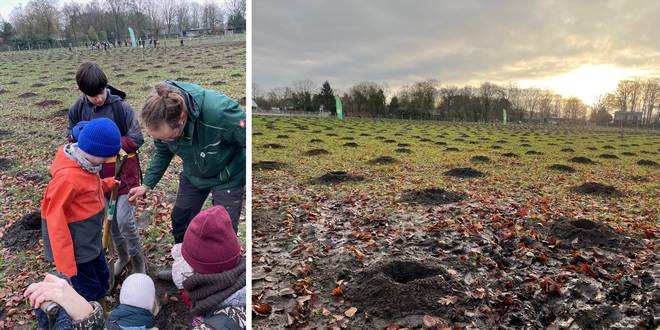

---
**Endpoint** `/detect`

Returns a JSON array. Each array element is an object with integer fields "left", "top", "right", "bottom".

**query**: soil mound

[
  {"left": 569, "top": 157, "right": 595, "bottom": 164},
  {"left": 547, "top": 164, "right": 576, "bottom": 173},
  {"left": 400, "top": 188, "right": 466, "bottom": 205},
  {"left": 395, "top": 148, "right": 412, "bottom": 153},
  {"left": 261, "top": 143, "right": 285, "bottom": 149},
  {"left": 549, "top": 218, "right": 626, "bottom": 249},
  {"left": 444, "top": 167, "right": 485, "bottom": 178},
  {"left": 637, "top": 159, "right": 659, "bottom": 167},
  {"left": 2, "top": 211, "right": 42, "bottom": 252},
  {"left": 598, "top": 154, "right": 619, "bottom": 159},
  {"left": 314, "top": 171, "right": 364, "bottom": 184},
  {"left": 470, "top": 155, "right": 490, "bottom": 163},
  {"left": 571, "top": 182, "right": 622, "bottom": 197},
  {"left": 253, "top": 161, "right": 287, "bottom": 170},
  {"left": 304, "top": 148, "right": 329, "bottom": 156},
  {"left": 368, "top": 156, "right": 399, "bottom": 165}
]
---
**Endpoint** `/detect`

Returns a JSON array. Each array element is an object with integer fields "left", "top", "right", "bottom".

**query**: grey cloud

[{"left": 254, "top": 0, "right": 660, "bottom": 91}]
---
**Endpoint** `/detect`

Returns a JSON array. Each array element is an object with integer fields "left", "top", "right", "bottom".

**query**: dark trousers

[
  {"left": 70, "top": 251, "right": 109, "bottom": 301},
  {"left": 171, "top": 174, "right": 245, "bottom": 243}
]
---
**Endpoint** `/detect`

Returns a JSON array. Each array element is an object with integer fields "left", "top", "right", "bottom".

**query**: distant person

[
  {"left": 68, "top": 62, "right": 147, "bottom": 276},
  {"left": 180, "top": 38, "right": 184, "bottom": 47},
  {"left": 40, "top": 118, "right": 120, "bottom": 306},
  {"left": 128, "top": 80, "right": 245, "bottom": 247}
]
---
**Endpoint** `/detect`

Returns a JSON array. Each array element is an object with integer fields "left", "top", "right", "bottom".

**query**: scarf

[
  {"left": 183, "top": 257, "right": 246, "bottom": 316},
  {"left": 108, "top": 304, "right": 155, "bottom": 328},
  {"left": 64, "top": 143, "right": 102, "bottom": 174}
]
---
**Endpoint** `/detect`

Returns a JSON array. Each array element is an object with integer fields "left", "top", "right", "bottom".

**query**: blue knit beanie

[
  {"left": 72, "top": 120, "right": 89, "bottom": 141},
  {"left": 77, "top": 118, "right": 121, "bottom": 157}
]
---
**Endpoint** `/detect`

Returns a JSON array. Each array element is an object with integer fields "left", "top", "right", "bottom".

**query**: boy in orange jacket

[{"left": 41, "top": 118, "right": 120, "bottom": 302}]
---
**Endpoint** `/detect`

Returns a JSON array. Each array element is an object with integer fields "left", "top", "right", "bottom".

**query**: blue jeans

[{"left": 70, "top": 251, "right": 109, "bottom": 301}]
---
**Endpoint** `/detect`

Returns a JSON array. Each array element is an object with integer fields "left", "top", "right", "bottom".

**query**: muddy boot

[
  {"left": 155, "top": 269, "right": 173, "bottom": 282},
  {"left": 113, "top": 242, "right": 130, "bottom": 276},
  {"left": 130, "top": 253, "right": 146, "bottom": 274},
  {"left": 96, "top": 298, "right": 109, "bottom": 318}
]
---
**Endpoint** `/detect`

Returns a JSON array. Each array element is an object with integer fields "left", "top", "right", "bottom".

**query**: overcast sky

[{"left": 254, "top": 0, "right": 660, "bottom": 103}]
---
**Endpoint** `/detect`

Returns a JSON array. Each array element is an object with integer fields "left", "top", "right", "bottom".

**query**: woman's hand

[
  {"left": 128, "top": 184, "right": 150, "bottom": 204},
  {"left": 23, "top": 274, "right": 93, "bottom": 321}
]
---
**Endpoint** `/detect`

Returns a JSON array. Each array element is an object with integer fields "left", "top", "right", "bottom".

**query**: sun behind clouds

[{"left": 518, "top": 65, "right": 650, "bottom": 105}]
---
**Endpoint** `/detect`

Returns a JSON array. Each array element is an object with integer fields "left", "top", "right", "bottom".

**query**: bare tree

[
  {"left": 175, "top": 0, "right": 190, "bottom": 34},
  {"left": 160, "top": 0, "right": 176, "bottom": 35},
  {"left": 62, "top": 1, "right": 82, "bottom": 42},
  {"left": 189, "top": 1, "right": 202, "bottom": 29},
  {"left": 106, "top": 0, "right": 124, "bottom": 41}
]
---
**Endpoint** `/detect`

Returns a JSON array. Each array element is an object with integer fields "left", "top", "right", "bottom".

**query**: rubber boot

[
  {"left": 130, "top": 253, "right": 146, "bottom": 274},
  {"left": 113, "top": 242, "right": 130, "bottom": 276}
]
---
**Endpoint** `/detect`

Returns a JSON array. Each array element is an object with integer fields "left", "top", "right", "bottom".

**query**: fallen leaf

[
  {"left": 253, "top": 304, "right": 272, "bottom": 315},
  {"left": 331, "top": 286, "right": 344, "bottom": 296},
  {"left": 344, "top": 306, "right": 357, "bottom": 317}
]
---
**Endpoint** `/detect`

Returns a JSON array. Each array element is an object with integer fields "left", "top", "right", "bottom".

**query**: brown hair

[{"left": 141, "top": 83, "right": 187, "bottom": 130}]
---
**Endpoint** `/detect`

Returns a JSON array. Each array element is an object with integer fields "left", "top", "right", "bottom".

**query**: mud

[
  {"left": 304, "top": 148, "right": 330, "bottom": 156},
  {"left": 571, "top": 182, "right": 622, "bottom": 197},
  {"left": 2, "top": 211, "right": 42, "bottom": 252}
]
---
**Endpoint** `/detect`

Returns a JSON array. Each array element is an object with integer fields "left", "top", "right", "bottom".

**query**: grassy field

[
  {"left": 252, "top": 116, "right": 659, "bottom": 329},
  {"left": 0, "top": 40, "right": 245, "bottom": 328}
]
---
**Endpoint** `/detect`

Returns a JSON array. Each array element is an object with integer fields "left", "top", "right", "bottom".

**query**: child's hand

[{"left": 23, "top": 274, "right": 93, "bottom": 321}]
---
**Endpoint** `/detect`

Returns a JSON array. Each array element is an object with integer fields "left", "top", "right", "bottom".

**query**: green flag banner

[
  {"left": 335, "top": 96, "right": 344, "bottom": 120},
  {"left": 128, "top": 27, "right": 137, "bottom": 48}
]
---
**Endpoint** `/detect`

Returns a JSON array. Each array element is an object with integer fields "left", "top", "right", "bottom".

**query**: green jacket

[{"left": 142, "top": 81, "right": 246, "bottom": 190}]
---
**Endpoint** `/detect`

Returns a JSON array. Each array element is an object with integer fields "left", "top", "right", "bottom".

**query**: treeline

[
  {"left": 255, "top": 78, "right": 660, "bottom": 126},
  {"left": 0, "top": 0, "right": 245, "bottom": 48}
]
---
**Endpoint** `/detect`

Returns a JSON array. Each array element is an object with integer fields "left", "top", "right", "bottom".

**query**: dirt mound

[
  {"left": 395, "top": 148, "right": 412, "bottom": 153},
  {"left": 115, "top": 73, "right": 127, "bottom": 78},
  {"left": 444, "top": 167, "right": 485, "bottom": 178},
  {"left": 571, "top": 182, "right": 622, "bottom": 197},
  {"left": 368, "top": 156, "right": 399, "bottom": 165},
  {"left": 621, "top": 152, "right": 637, "bottom": 156},
  {"left": 470, "top": 155, "right": 490, "bottom": 163},
  {"left": 561, "top": 148, "right": 574, "bottom": 152},
  {"left": 314, "top": 171, "right": 364, "bottom": 184},
  {"left": 549, "top": 218, "right": 626, "bottom": 249},
  {"left": 122, "top": 81, "right": 136, "bottom": 86},
  {"left": 48, "top": 87, "right": 67, "bottom": 92},
  {"left": 2, "top": 211, "right": 41, "bottom": 252},
  {"left": 435, "top": 141, "right": 447, "bottom": 146},
  {"left": 547, "top": 164, "right": 576, "bottom": 173},
  {"left": 602, "top": 145, "right": 615, "bottom": 149},
  {"left": 0, "top": 157, "right": 13, "bottom": 171},
  {"left": 175, "top": 77, "right": 191, "bottom": 81},
  {"left": 445, "top": 147, "right": 459, "bottom": 152},
  {"left": 253, "top": 161, "right": 287, "bottom": 170},
  {"left": 347, "top": 259, "right": 455, "bottom": 319},
  {"left": 276, "top": 134, "right": 288, "bottom": 139},
  {"left": 343, "top": 142, "right": 359, "bottom": 148},
  {"left": 19, "top": 92, "right": 38, "bottom": 98},
  {"left": 383, "top": 139, "right": 396, "bottom": 143},
  {"left": 35, "top": 99, "right": 62, "bottom": 107},
  {"left": 135, "top": 68, "right": 148, "bottom": 72},
  {"left": 153, "top": 277, "right": 192, "bottom": 329},
  {"left": 400, "top": 188, "right": 466, "bottom": 205},
  {"left": 587, "top": 146, "right": 598, "bottom": 150},
  {"left": 261, "top": 143, "right": 285, "bottom": 149},
  {"left": 0, "top": 89, "right": 9, "bottom": 94},
  {"left": 309, "top": 138, "right": 323, "bottom": 143},
  {"left": 397, "top": 143, "right": 410, "bottom": 147},
  {"left": 569, "top": 157, "right": 595, "bottom": 164},
  {"left": 304, "top": 148, "right": 329, "bottom": 156},
  {"left": 598, "top": 154, "right": 619, "bottom": 159},
  {"left": 637, "top": 159, "right": 659, "bottom": 167},
  {"left": 211, "top": 80, "right": 226, "bottom": 85},
  {"left": 502, "top": 152, "right": 519, "bottom": 158},
  {"left": 30, "top": 83, "right": 45, "bottom": 87},
  {"left": 525, "top": 150, "right": 543, "bottom": 155},
  {"left": 491, "top": 145, "right": 502, "bottom": 149}
]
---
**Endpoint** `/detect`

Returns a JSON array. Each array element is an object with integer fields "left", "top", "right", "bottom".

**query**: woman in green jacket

[{"left": 128, "top": 81, "right": 246, "bottom": 243}]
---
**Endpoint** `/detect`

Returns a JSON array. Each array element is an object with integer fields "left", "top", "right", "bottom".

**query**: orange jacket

[{"left": 41, "top": 145, "right": 116, "bottom": 277}]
